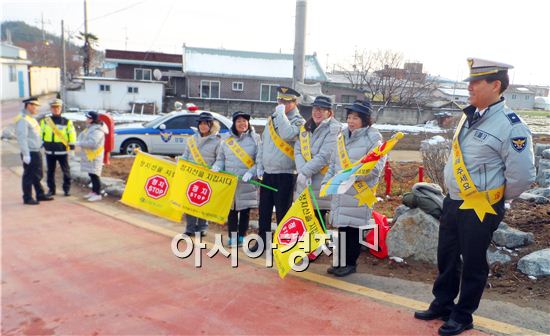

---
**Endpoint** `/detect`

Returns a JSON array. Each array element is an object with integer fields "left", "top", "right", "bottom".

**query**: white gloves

[
  {"left": 211, "top": 166, "right": 221, "bottom": 172},
  {"left": 242, "top": 171, "right": 253, "bottom": 182},
  {"left": 257, "top": 168, "right": 264, "bottom": 179},
  {"left": 275, "top": 104, "right": 286, "bottom": 115},
  {"left": 297, "top": 173, "right": 311, "bottom": 186},
  {"left": 22, "top": 155, "right": 31, "bottom": 165}
]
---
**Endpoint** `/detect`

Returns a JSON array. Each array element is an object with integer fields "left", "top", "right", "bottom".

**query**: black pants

[
  {"left": 21, "top": 151, "right": 45, "bottom": 202},
  {"left": 89, "top": 174, "right": 101, "bottom": 194},
  {"left": 429, "top": 196, "right": 505, "bottom": 324},
  {"left": 315, "top": 209, "right": 328, "bottom": 228},
  {"left": 227, "top": 208, "right": 250, "bottom": 237},
  {"left": 46, "top": 154, "right": 71, "bottom": 194},
  {"left": 337, "top": 226, "right": 361, "bottom": 266},
  {"left": 258, "top": 173, "right": 296, "bottom": 247}
]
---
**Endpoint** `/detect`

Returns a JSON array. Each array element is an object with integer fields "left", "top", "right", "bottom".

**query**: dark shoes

[
  {"left": 64, "top": 191, "right": 71, "bottom": 197},
  {"left": 23, "top": 199, "right": 39, "bottom": 205},
  {"left": 37, "top": 194, "right": 54, "bottom": 201},
  {"left": 46, "top": 191, "right": 56, "bottom": 197},
  {"left": 438, "top": 319, "right": 473, "bottom": 336},
  {"left": 333, "top": 265, "right": 356, "bottom": 277},
  {"left": 414, "top": 309, "right": 450, "bottom": 321}
]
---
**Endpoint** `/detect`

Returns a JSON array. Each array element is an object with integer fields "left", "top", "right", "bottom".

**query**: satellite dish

[{"left": 153, "top": 69, "right": 162, "bottom": 80}]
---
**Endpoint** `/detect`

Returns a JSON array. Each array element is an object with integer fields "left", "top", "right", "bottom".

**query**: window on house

[
  {"left": 99, "top": 84, "right": 111, "bottom": 92},
  {"left": 232, "top": 82, "right": 244, "bottom": 91},
  {"left": 134, "top": 68, "right": 152, "bottom": 80},
  {"left": 127, "top": 86, "right": 139, "bottom": 93},
  {"left": 341, "top": 95, "right": 357, "bottom": 104},
  {"left": 200, "top": 80, "right": 220, "bottom": 99},
  {"left": 512, "top": 94, "right": 517, "bottom": 99},
  {"left": 525, "top": 95, "right": 530, "bottom": 100},
  {"left": 8, "top": 65, "right": 16, "bottom": 82},
  {"left": 260, "top": 84, "right": 279, "bottom": 102}
]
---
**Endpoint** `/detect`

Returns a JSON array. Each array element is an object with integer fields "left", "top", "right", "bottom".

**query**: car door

[{"left": 150, "top": 114, "right": 199, "bottom": 154}]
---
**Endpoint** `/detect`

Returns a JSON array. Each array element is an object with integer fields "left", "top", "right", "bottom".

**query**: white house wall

[
  {"left": 30, "top": 66, "right": 60, "bottom": 96},
  {"left": 66, "top": 79, "right": 163, "bottom": 112},
  {"left": 1, "top": 62, "right": 29, "bottom": 100}
]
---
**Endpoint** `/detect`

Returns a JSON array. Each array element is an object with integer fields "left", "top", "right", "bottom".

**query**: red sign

[
  {"left": 278, "top": 217, "right": 306, "bottom": 245},
  {"left": 186, "top": 180, "right": 212, "bottom": 206},
  {"left": 145, "top": 175, "right": 169, "bottom": 199}
]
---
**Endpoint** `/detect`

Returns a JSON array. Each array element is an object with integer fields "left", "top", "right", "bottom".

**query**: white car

[{"left": 113, "top": 110, "right": 232, "bottom": 155}]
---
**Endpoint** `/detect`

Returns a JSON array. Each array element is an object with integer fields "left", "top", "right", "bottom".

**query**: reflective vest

[{"left": 40, "top": 116, "right": 77, "bottom": 154}]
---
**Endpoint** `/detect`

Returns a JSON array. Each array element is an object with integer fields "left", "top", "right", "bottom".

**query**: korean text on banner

[
  {"left": 121, "top": 151, "right": 183, "bottom": 222},
  {"left": 169, "top": 160, "right": 238, "bottom": 224}
]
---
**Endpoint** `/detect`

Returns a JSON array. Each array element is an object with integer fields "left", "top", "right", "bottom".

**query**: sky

[{"left": 2, "top": 0, "right": 550, "bottom": 86}]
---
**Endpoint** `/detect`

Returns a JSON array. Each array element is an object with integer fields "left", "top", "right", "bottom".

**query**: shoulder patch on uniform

[
  {"left": 511, "top": 137, "right": 527, "bottom": 152},
  {"left": 505, "top": 112, "right": 521, "bottom": 125}
]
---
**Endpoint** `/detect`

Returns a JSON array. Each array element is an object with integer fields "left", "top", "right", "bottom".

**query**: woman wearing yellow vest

[
  {"left": 212, "top": 111, "right": 260, "bottom": 247},
  {"left": 294, "top": 96, "right": 341, "bottom": 225},
  {"left": 76, "top": 111, "right": 108, "bottom": 202},
  {"left": 321, "top": 100, "right": 385, "bottom": 277},
  {"left": 179, "top": 112, "right": 221, "bottom": 236}
]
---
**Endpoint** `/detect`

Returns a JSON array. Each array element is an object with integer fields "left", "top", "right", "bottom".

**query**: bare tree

[{"left": 338, "top": 49, "right": 435, "bottom": 106}]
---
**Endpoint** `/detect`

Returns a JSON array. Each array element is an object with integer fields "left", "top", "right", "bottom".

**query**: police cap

[
  {"left": 464, "top": 57, "right": 513, "bottom": 82},
  {"left": 276, "top": 86, "right": 301, "bottom": 101}
]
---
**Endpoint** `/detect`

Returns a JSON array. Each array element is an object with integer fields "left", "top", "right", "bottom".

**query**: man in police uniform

[
  {"left": 253, "top": 86, "right": 305, "bottom": 252},
  {"left": 414, "top": 59, "right": 535, "bottom": 335},
  {"left": 15, "top": 97, "right": 54, "bottom": 205},
  {"left": 40, "top": 98, "right": 77, "bottom": 196}
]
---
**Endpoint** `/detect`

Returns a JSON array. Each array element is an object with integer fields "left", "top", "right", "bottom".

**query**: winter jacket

[
  {"left": 213, "top": 127, "right": 261, "bottom": 211},
  {"left": 180, "top": 122, "right": 221, "bottom": 166},
  {"left": 443, "top": 98, "right": 535, "bottom": 200},
  {"left": 78, "top": 123, "right": 108, "bottom": 175},
  {"left": 256, "top": 106, "right": 305, "bottom": 174},
  {"left": 402, "top": 182, "right": 445, "bottom": 219},
  {"left": 322, "top": 126, "right": 385, "bottom": 228},
  {"left": 294, "top": 117, "right": 342, "bottom": 209},
  {"left": 15, "top": 110, "right": 42, "bottom": 156}
]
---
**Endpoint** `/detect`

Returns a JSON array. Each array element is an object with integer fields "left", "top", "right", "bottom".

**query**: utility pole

[
  {"left": 61, "top": 20, "right": 67, "bottom": 106},
  {"left": 83, "top": 0, "right": 90, "bottom": 75},
  {"left": 292, "top": 0, "right": 307, "bottom": 88}
]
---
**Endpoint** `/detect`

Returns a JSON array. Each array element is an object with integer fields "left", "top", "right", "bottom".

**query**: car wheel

[{"left": 121, "top": 139, "right": 147, "bottom": 155}]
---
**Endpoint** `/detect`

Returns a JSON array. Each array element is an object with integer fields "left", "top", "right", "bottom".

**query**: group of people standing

[
  {"left": 180, "top": 86, "right": 384, "bottom": 278},
  {"left": 15, "top": 97, "right": 108, "bottom": 205}
]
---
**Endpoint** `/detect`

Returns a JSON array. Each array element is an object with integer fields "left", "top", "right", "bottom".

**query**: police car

[{"left": 113, "top": 109, "right": 232, "bottom": 155}]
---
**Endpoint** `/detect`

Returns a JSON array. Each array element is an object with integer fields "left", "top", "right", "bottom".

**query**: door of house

[{"left": 17, "top": 70, "right": 25, "bottom": 97}]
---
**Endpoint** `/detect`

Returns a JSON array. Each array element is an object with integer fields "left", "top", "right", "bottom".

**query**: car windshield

[{"left": 142, "top": 114, "right": 172, "bottom": 128}]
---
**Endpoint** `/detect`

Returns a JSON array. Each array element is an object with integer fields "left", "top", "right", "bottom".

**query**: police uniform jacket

[
  {"left": 444, "top": 98, "right": 536, "bottom": 200},
  {"left": 213, "top": 127, "right": 260, "bottom": 211},
  {"left": 322, "top": 126, "right": 385, "bottom": 228},
  {"left": 15, "top": 109, "right": 42, "bottom": 157},
  {"left": 180, "top": 122, "right": 221, "bottom": 167},
  {"left": 77, "top": 123, "right": 108, "bottom": 175},
  {"left": 294, "top": 117, "right": 342, "bottom": 209},
  {"left": 40, "top": 115, "right": 77, "bottom": 155},
  {"left": 256, "top": 106, "right": 305, "bottom": 174}
]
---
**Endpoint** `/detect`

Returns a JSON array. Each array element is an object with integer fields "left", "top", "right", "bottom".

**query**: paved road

[{"left": 1, "top": 163, "right": 489, "bottom": 335}]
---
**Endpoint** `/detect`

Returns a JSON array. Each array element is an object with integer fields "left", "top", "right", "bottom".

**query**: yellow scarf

[
  {"left": 187, "top": 136, "right": 207, "bottom": 167},
  {"left": 267, "top": 117, "right": 294, "bottom": 159},
  {"left": 336, "top": 133, "right": 378, "bottom": 207},
  {"left": 225, "top": 137, "right": 254, "bottom": 169},
  {"left": 452, "top": 114, "right": 505, "bottom": 221},
  {"left": 299, "top": 125, "right": 328, "bottom": 174}
]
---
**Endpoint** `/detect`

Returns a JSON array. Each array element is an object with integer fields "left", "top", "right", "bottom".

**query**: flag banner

[
  {"left": 320, "top": 132, "right": 404, "bottom": 197},
  {"left": 121, "top": 151, "right": 183, "bottom": 222},
  {"left": 273, "top": 188, "right": 326, "bottom": 279},
  {"left": 169, "top": 160, "right": 238, "bottom": 224}
]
